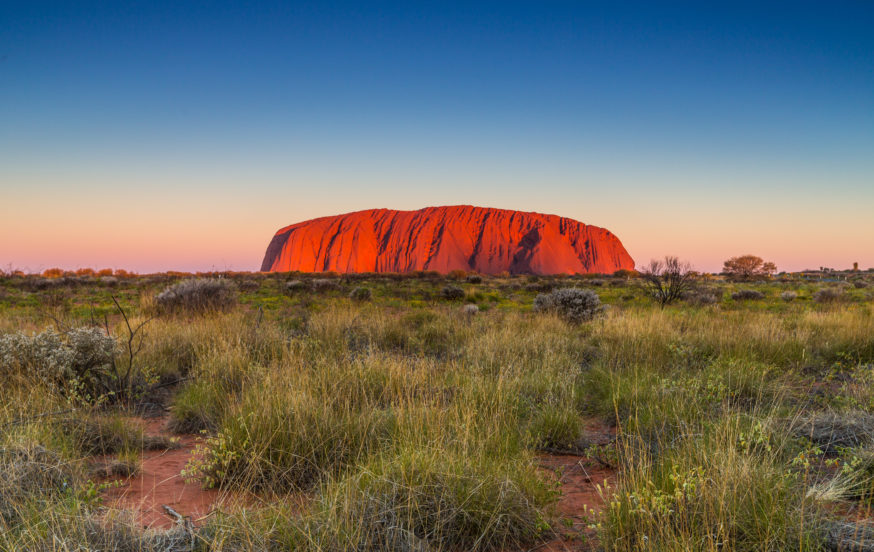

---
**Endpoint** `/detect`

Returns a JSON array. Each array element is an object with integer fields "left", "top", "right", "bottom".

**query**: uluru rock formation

[{"left": 260, "top": 206, "right": 634, "bottom": 275}]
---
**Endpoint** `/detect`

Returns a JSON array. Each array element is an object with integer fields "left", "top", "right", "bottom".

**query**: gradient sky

[{"left": 2, "top": 1, "right": 872, "bottom": 273}]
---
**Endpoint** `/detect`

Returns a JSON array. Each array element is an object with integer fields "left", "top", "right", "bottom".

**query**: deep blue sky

[{"left": 2, "top": 1, "right": 872, "bottom": 272}]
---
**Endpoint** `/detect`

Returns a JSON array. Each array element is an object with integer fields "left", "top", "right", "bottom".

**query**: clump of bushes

[
  {"left": 441, "top": 285, "right": 465, "bottom": 300},
  {"left": 0, "top": 327, "right": 117, "bottom": 401},
  {"left": 349, "top": 287, "right": 372, "bottom": 302},
  {"left": 853, "top": 280, "right": 868, "bottom": 289},
  {"left": 285, "top": 279, "right": 306, "bottom": 293},
  {"left": 780, "top": 291, "right": 798, "bottom": 301},
  {"left": 731, "top": 289, "right": 765, "bottom": 301},
  {"left": 312, "top": 278, "right": 340, "bottom": 292},
  {"left": 533, "top": 288, "right": 604, "bottom": 324},
  {"left": 813, "top": 287, "right": 844, "bottom": 303},
  {"left": 466, "top": 274, "right": 483, "bottom": 284},
  {"left": 155, "top": 278, "right": 236, "bottom": 314},
  {"left": 685, "top": 288, "right": 721, "bottom": 306}
]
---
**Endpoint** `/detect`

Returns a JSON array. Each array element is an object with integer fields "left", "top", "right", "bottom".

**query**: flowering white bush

[{"left": 533, "top": 288, "right": 604, "bottom": 324}]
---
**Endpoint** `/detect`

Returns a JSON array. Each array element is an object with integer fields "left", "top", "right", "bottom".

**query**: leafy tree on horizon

[{"left": 722, "top": 255, "right": 777, "bottom": 281}]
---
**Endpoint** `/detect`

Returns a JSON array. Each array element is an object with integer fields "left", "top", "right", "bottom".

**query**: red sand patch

[
  {"left": 537, "top": 454, "right": 614, "bottom": 551},
  {"left": 101, "top": 417, "right": 229, "bottom": 529}
]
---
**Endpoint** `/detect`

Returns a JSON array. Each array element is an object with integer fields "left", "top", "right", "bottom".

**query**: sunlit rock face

[{"left": 261, "top": 205, "right": 635, "bottom": 275}]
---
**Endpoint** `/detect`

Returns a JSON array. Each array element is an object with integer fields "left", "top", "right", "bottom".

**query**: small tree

[
  {"left": 641, "top": 256, "right": 695, "bottom": 307},
  {"left": 722, "top": 255, "right": 776, "bottom": 281}
]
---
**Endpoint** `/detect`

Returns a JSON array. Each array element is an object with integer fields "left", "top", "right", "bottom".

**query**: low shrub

[
  {"left": 466, "top": 274, "right": 483, "bottom": 284},
  {"left": 685, "top": 288, "right": 721, "bottom": 306},
  {"left": 441, "top": 285, "right": 465, "bottom": 300},
  {"left": 813, "top": 287, "right": 843, "bottom": 303},
  {"left": 462, "top": 304, "right": 480, "bottom": 316},
  {"left": 533, "top": 288, "right": 604, "bottom": 324},
  {"left": 56, "top": 415, "right": 175, "bottom": 456},
  {"left": 731, "top": 289, "right": 765, "bottom": 301},
  {"left": 0, "top": 327, "right": 117, "bottom": 402},
  {"left": 155, "top": 278, "right": 236, "bottom": 314},
  {"left": 349, "top": 287, "right": 372, "bottom": 302},
  {"left": 312, "top": 278, "right": 340, "bottom": 292},
  {"left": 780, "top": 291, "right": 798, "bottom": 301},
  {"left": 285, "top": 279, "right": 306, "bottom": 293}
]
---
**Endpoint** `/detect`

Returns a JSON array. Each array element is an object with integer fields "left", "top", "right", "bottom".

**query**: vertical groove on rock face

[{"left": 261, "top": 205, "right": 634, "bottom": 274}]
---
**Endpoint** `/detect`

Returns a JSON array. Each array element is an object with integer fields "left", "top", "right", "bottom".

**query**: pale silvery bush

[
  {"left": 349, "top": 287, "right": 372, "bottom": 301},
  {"left": 813, "top": 287, "right": 843, "bottom": 303},
  {"left": 781, "top": 291, "right": 798, "bottom": 302},
  {"left": 156, "top": 278, "right": 236, "bottom": 314},
  {"left": 533, "top": 288, "right": 604, "bottom": 324},
  {"left": 0, "top": 327, "right": 117, "bottom": 398},
  {"left": 731, "top": 289, "right": 765, "bottom": 301}
]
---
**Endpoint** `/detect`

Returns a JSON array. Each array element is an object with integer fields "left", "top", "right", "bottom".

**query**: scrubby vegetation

[
  {"left": 0, "top": 269, "right": 873, "bottom": 550},
  {"left": 533, "top": 287, "right": 605, "bottom": 323}
]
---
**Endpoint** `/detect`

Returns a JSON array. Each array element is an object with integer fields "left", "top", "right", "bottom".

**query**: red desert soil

[
  {"left": 100, "top": 415, "right": 616, "bottom": 549},
  {"left": 100, "top": 417, "right": 226, "bottom": 529},
  {"left": 538, "top": 454, "right": 614, "bottom": 551},
  {"left": 261, "top": 205, "right": 635, "bottom": 275}
]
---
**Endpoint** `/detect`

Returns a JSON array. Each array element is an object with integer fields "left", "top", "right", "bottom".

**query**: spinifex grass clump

[
  {"left": 2, "top": 272, "right": 874, "bottom": 550},
  {"left": 307, "top": 447, "right": 555, "bottom": 551},
  {"left": 533, "top": 287, "right": 604, "bottom": 323},
  {"left": 155, "top": 278, "right": 236, "bottom": 314},
  {"left": 186, "top": 368, "right": 397, "bottom": 491},
  {"left": 0, "top": 444, "right": 74, "bottom": 526}
]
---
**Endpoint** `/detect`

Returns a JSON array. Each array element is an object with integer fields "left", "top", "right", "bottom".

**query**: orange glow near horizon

[{"left": 3, "top": 183, "right": 872, "bottom": 275}]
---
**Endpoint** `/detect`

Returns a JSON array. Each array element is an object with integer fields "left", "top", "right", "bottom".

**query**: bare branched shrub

[
  {"left": 155, "top": 279, "right": 236, "bottom": 314},
  {"left": 349, "top": 287, "right": 372, "bottom": 301},
  {"left": 533, "top": 288, "right": 604, "bottom": 324},
  {"left": 441, "top": 285, "right": 465, "bottom": 300},
  {"left": 640, "top": 256, "right": 695, "bottom": 307},
  {"left": 731, "top": 289, "right": 765, "bottom": 301}
]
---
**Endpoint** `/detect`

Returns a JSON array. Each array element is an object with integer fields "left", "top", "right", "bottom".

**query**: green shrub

[
  {"left": 349, "top": 286, "right": 372, "bottom": 301},
  {"left": 441, "top": 285, "right": 465, "bottom": 300},
  {"left": 731, "top": 289, "right": 765, "bottom": 301},
  {"left": 813, "top": 287, "right": 844, "bottom": 303}
]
